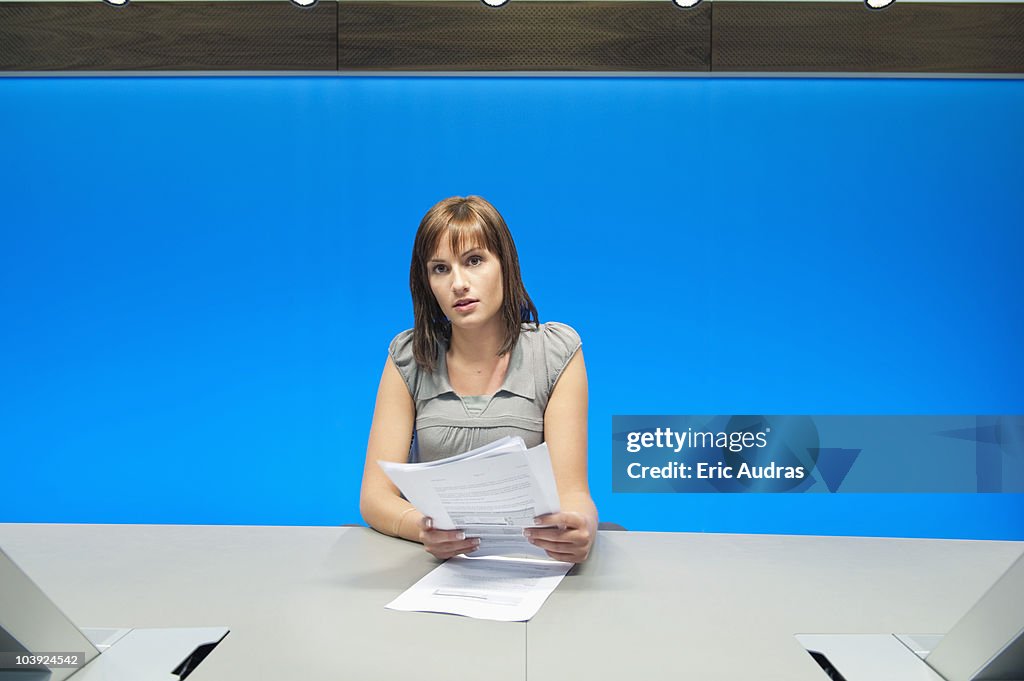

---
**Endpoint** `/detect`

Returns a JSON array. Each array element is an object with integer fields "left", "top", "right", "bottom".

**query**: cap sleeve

[
  {"left": 542, "top": 322, "right": 582, "bottom": 394},
  {"left": 388, "top": 329, "right": 418, "bottom": 397}
]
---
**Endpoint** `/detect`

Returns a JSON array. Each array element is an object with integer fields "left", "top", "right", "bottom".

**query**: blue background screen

[{"left": 2, "top": 76, "right": 1022, "bottom": 538}]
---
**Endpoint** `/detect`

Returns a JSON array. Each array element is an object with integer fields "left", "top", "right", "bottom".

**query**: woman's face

[{"left": 427, "top": 237, "right": 504, "bottom": 333}]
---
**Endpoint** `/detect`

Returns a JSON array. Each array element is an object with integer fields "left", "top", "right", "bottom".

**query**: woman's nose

[{"left": 451, "top": 268, "right": 469, "bottom": 292}]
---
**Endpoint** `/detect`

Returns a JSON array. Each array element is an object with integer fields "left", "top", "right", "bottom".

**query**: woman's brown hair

[{"left": 410, "top": 196, "right": 539, "bottom": 371}]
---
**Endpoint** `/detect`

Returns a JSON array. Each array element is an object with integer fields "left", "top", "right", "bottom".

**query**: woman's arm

[
  {"left": 359, "top": 358, "right": 480, "bottom": 558},
  {"left": 359, "top": 358, "right": 419, "bottom": 540},
  {"left": 525, "top": 349, "right": 598, "bottom": 563}
]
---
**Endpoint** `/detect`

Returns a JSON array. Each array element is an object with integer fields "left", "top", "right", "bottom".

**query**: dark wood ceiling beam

[{"left": 1, "top": 1, "right": 1021, "bottom": 74}]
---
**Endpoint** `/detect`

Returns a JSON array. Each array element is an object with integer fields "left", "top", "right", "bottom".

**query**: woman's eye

[
  {"left": 431, "top": 264, "right": 448, "bottom": 274},
  {"left": 468, "top": 255, "right": 483, "bottom": 266}
]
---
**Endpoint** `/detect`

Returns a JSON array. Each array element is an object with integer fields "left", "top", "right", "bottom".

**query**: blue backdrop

[{"left": 2, "top": 76, "right": 1022, "bottom": 538}]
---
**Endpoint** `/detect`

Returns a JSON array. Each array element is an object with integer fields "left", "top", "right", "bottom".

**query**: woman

[{"left": 359, "top": 196, "right": 597, "bottom": 563}]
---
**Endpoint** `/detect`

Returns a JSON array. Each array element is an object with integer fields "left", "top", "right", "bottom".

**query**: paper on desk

[
  {"left": 379, "top": 437, "right": 561, "bottom": 559},
  {"left": 385, "top": 556, "right": 573, "bottom": 622}
]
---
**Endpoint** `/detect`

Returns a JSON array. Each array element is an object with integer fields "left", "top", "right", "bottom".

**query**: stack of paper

[
  {"left": 379, "top": 437, "right": 573, "bottom": 621},
  {"left": 378, "top": 436, "right": 561, "bottom": 559},
  {"left": 384, "top": 555, "right": 573, "bottom": 622}
]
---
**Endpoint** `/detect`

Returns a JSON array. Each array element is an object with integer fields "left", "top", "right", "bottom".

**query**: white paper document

[
  {"left": 381, "top": 437, "right": 574, "bottom": 620},
  {"left": 379, "top": 437, "right": 562, "bottom": 559},
  {"left": 385, "top": 556, "right": 573, "bottom": 622}
]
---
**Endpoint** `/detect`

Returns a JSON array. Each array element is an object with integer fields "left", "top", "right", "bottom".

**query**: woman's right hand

[{"left": 418, "top": 516, "right": 480, "bottom": 560}]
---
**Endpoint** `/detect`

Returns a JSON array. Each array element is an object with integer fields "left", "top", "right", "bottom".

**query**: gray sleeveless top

[{"left": 389, "top": 322, "right": 582, "bottom": 463}]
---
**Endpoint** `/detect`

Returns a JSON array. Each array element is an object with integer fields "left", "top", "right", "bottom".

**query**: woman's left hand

[{"left": 524, "top": 511, "right": 595, "bottom": 563}]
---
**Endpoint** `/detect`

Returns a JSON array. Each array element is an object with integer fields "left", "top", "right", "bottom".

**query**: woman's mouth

[{"left": 453, "top": 299, "right": 479, "bottom": 313}]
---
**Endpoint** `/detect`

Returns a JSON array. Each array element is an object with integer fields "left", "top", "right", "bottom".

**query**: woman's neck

[{"left": 448, "top": 320, "right": 505, "bottom": 364}]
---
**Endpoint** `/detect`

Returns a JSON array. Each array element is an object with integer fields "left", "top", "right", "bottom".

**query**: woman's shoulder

[
  {"left": 388, "top": 328, "right": 416, "bottom": 357},
  {"left": 521, "top": 321, "right": 582, "bottom": 350},
  {"left": 521, "top": 322, "right": 582, "bottom": 393},
  {"left": 388, "top": 329, "right": 419, "bottom": 393}
]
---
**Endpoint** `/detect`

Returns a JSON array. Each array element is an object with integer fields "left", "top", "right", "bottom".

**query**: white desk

[
  {"left": 1, "top": 524, "right": 1020, "bottom": 681},
  {"left": 529, "top": 531, "right": 1022, "bottom": 680},
  {"left": 0, "top": 524, "right": 525, "bottom": 681}
]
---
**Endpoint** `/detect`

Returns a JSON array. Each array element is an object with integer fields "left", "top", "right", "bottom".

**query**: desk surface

[{"left": 0, "top": 524, "right": 1020, "bottom": 681}]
